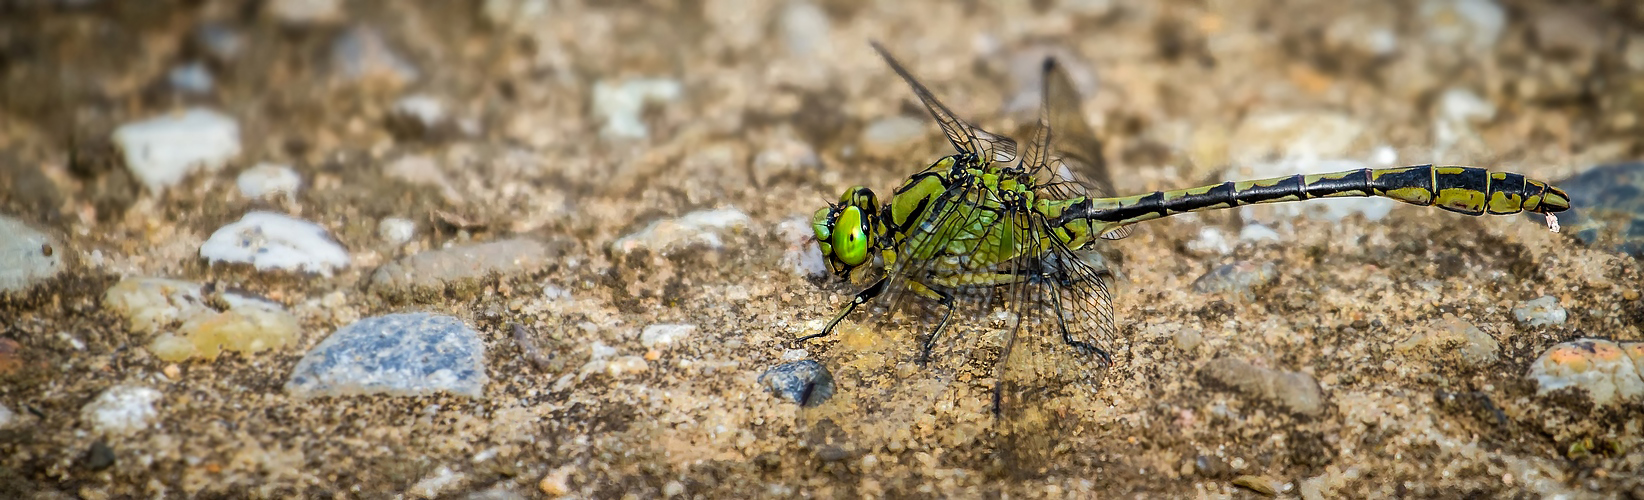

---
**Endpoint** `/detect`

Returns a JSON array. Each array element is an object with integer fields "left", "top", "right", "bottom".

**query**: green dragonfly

[{"left": 799, "top": 42, "right": 1570, "bottom": 473}]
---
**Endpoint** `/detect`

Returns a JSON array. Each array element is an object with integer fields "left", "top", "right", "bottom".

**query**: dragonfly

[{"left": 799, "top": 41, "right": 1571, "bottom": 474}]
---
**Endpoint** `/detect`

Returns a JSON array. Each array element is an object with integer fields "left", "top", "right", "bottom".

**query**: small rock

[
  {"left": 1232, "top": 475, "right": 1283, "bottom": 496},
  {"left": 466, "top": 486, "right": 527, "bottom": 500},
  {"left": 611, "top": 208, "right": 752, "bottom": 255},
  {"left": 408, "top": 465, "right": 468, "bottom": 499},
  {"left": 1186, "top": 227, "right": 1232, "bottom": 256},
  {"left": 639, "top": 324, "right": 696, "bottom": 348},
  {"left": 1513, "top": 296, "right": 1568, "bottom": 327},
  {"left": 777, "top": 216, "right": 828, "bottom": 278},
  {"left": 604, "top": 356, "right": 648, "bottom": 377},
  {"left": 1228, "top": 111, "right": 1365, "bottom": 166},
  {"left": 1199, "top": 358, "right": 1324, "bottom": 416},
  {"left": 1528, "top": 338, "right": 1644, "bottom": 406},
  {"left": 1238, "top": 224, "right": 1282, "bottom": 244},
  {"left": 80, "top": 385, "right": 163, "bottom": 436},
  {"left": 1527, "top": 162, "right": 1644, "bottom": 258},
  {"left": 331, "top": 26, "right": 419, "bottom": 87},
  {"left": 371, "top": 238, "right": 556, "bottom": 291},
  {"left": 861, "top": 116, "right": 927, "bottom": 153},
  {"left": 236, "top": 163, "right": 301, "bottom": 201},
  {"left": 112, "top": 107, "right": 241, "bottom": 194},
  {"left": 1419, "top": 0, "right": 1505, "bottom": 52},
  {"left": 286, "top": 313, "right": 489, "bottom": 399},
  {"left": 167, "top": 62, "right": 213, "bottom": 94},
  {"left": 482, "top": 0, "right": 554, "bottom": 31},
  {"left": 1174, "top": 328, "right": 1203, "bottom": 352},
  {"left": 1438, "top": 88, "right": 1495, "bottom": 124},
  {"left": 779, "top": 1, "right": 830, "bottom": 57},
  {"left": 591, "top": 78, "right": 682, "bottom": 139},
  {"left": 103, "top": 277, "right": 301, "bottom": 362},
  {"left": 759, "top": 360, "right": 835, "bottom": 407},
  {"left": 266, "top": 0, "right": 344, "bottom": 25},
  {"left": 195, "top": 24, "right": 245, "bottom": 62},
  {"left": 0, "top": 402, "right": 14, "bottom": 428},
  {"left": 1394, "top": 314, "right": 1499, "bottom": 368},
  {"left": 538, "top": 466, "right": 573, "bottom": 496},
  {"left": 83, "top": 441, "right": 116, "bottom": 471},
  {"left": 385, "top": 155, "right": 463, "bottom": 204},
  {"left": 1191, "top": 261, "right": 1276, "bottom": 298},
  {"left": 200, "top": 211, "right": 350, "bottom": 275},
  {"left": 388, "top": 94, "right": 454, "bottom": 140},
  {"left": 0, "top": 216, "right": 64, "bottom": 293},
  {"left": 377, "top": 217, "right": 416, "bottom": 245}
]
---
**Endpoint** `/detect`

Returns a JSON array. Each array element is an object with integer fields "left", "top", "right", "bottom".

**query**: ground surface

[{"left": 2, "top": 1, "right": 1643, "bottom": 498}]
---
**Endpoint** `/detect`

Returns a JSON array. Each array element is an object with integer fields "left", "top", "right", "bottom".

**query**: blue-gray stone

[
  {"left": 758, "top": 360, "right": 834, "bottom": 407},
  {"left": 286, "top": 313, "right": 488, "bottom": 399},
  {"left": 1191, "top": 261, "right": 1276, "bottom": 298},
  {"left": 1531, "top": 162, "right": 1644, "bottom": 258}
]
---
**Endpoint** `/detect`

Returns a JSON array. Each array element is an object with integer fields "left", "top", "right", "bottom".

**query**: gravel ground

[{"left": 2, "top": 1, "right": 1642, "bottom": 498}]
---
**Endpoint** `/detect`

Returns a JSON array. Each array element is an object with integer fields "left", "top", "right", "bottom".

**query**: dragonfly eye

[{"left": 832, "top": 206, "right": 871, "bottom": 267}]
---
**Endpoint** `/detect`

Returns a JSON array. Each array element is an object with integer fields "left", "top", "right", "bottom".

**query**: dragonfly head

[{"left": 812, "top": 186, "right": 881, "bottom": 277}]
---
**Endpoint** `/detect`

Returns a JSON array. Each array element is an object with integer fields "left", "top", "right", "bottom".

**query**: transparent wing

[
  {"left": 1033, "top": 57, "right": 1133, "bottom": 241},
  {"left": 995, "top": 208, "right": 1118, "bottom": 476},
  {"left": 872, "top": 41, "right": 1018, "bottom": 164}
]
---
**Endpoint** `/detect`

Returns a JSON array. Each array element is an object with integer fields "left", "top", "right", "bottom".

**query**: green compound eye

[{"left": 831, "top": 206, "right": 870, "bottom": 267}]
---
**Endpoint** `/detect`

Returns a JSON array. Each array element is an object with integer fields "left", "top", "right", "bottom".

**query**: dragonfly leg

[
  {"left": 796, "top": 277, "right": 888, "bottom": 343},
  {"left": 1046, "top": 283, "right": 1114, "bottom": 366},
  {"left": 909, "top": 283, "right": 956, "bottom": 366}
]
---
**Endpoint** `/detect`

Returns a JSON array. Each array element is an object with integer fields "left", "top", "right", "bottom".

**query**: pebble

[
  {"left": 776, "top": 216, "right": 828, "bottom": 278},
  {"left": 195, "top": 23, "right": 244, "bottom": 62},
  {"left": 1238, "top": 224, "right": 1282, "bottom": 244},
  {"left": 331, "top": 26, "right": 419, "bottom": 87},
  {"left": 610, "top": 208, "right": 753, "bottom": 255},
  {"left": 1419, "top": 0, "right": 1505, "bottom": 52},
  {"left": 385, "top": 154, "right": 463, "bottom": 204},
  {"left": 1529, "top": 162, "right": 1644, "bottom": 258},
  {"left": 166, "top": 62, "right": 213, "bottom": 94},
  {"left": 266, "top": 0, "right": 344, "bottom": 25},
  {"left": 1394, "top": 314, "right": 1499, "bottom": 368},
  {"left": 1513, "top": 296, "right": 1567, "bottom": 328},
  {"left": 639, "top": 324, "right": 696, "bottom": 348},
  {"left": 0, "top": 402, "right": 13, "bottom": 428},
  {"left": 236, "top": 163, "right": 301, "bottom": 202},
  {"left": 0, "top": 215, "right": 63, "bottom": 293},
  {"left": 408, "top": 465, "right": 468, "bottom": 499},
  {"left": 388, "top": 94, "right": 455, "bottom": 140},
  {"left": 779, "top": 1, "right": 830, "bottom": 57},
  {"left": 758, "top": 360, "right": 836, "bottom": 407},
  {"left": 103, "top": 277, "right": 301, "bottom": 362},
  {"left": 538, "top": 466, "right": 573, "bottom": 496},
  {"left": 591, "top": 78, "right": 682, "bottom": 139},
  {"left": 1191, "top": 261, "right": 1276, "bottom": 298},
  {"left": 285, "top": 313, "right": 489, "bottom": 399},
  {"left": 112, "top": 107, "right": 241, "bottom": 194},
  {"left": 377, "top": 217, "right": 416, "bottom": 245},
  {"left": 1528, "top": 339, "right": 1644, "bottom": 406},
  {"left": 1185, "top": 227, "right": 1232, "bottom": 256},
  {"left": 200, "top": 211, "right": 351, "bottom": 276},
  {"left": 83, "top": 441, "right": 116, "bottom": 471},
  {"left": 79, "top": 385, "right": 163, "bottom": 436},
  {"left": 1198, "top": 358, "right": 1324, "bottom": 416},
  {"left": 371, "top": 238, "right": 555, "bottom": 291},
  {"left": 1438, "top": 88, "right": 1495, "bottom": 124}
]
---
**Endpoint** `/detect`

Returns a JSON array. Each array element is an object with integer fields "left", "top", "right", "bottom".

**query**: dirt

[{"left": 1, "top": 0, "right": 1642, "bottom": 497}]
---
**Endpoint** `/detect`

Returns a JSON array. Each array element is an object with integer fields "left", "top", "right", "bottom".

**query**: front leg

[{"left": 796, "top": 277, "right": 888, "bottom": 343}]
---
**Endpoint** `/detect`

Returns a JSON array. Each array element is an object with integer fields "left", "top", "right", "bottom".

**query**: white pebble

[
  {"left": 780, "top": 1, "right": 830, "bottom": 56},
  {"left": 200, "top": 211, "right": 351, "bottom": 276},
  {"left": 1439, "top": 88, "right": 1496, "bottom": 124},
  {"left": 393, "top": 94, "right": 447, "bottom": 128},
  {"left": 377, "top": 217, "right": 416, "bottom": 245},
  {"left": 236, "top": 163, "right": 301, "bottom": 201},
  {"left": 640, "top": 324, "right": 697, "bottom": 347},
  {"left": 1186, "top": 227, "right": 1232, "bottom": 256},
  {"left": 592, "top": 79, "right": 683, "bottom": 139},
  {"left": 1239, "top": 224, "right": 1283, "bottom": 244},
  {"left": 0, "top": 402, "right": 14, "bottom": 428},
  {"left": 80, "top": 385, "right": 163, "bottom": 436},
  {"left": 113, "top": 108, "right": 241, "bottom": 194}
]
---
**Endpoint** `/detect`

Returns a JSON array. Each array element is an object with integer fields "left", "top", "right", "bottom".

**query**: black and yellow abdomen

[{"left": 1049, "top": 165, "right": 1571, "bottom": 231}]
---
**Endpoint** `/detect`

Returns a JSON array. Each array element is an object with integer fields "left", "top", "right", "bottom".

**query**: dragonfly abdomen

[{"left": 1051, "top": 165, "right": 1570, "bottom": 229}]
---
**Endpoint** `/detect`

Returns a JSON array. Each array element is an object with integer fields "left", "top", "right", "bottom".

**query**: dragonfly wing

[
  {"left": 994, "top": 210, "right": 1118, "bottom": 476},
  {"left": 872, "top": 41, "right": 1018, "bottom": 164}
]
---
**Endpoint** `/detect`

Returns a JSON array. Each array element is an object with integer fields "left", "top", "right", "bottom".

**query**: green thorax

[{"left": 876, "top": 155, "right": 1103, "bottom": 277}]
